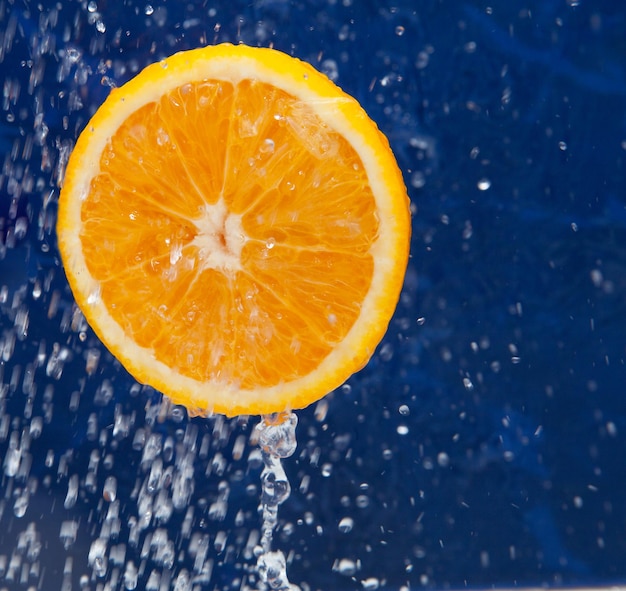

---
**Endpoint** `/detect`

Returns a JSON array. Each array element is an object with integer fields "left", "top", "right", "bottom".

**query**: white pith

[{"left": 191, "top": 198, "right": 246, "bottom": 273}]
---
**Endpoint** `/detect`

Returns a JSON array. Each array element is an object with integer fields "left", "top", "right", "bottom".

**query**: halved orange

[{"left": 57, "top": 43, "right": 411, "bottom": 417}]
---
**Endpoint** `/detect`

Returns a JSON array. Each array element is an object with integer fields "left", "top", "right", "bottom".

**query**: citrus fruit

[{"left": 57, "top": 43, "right": 411, "bottom": 417}]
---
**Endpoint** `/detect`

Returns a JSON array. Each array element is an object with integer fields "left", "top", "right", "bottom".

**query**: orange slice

[{"left": 57, "top": 43, "right": 411, "bottom": 417}]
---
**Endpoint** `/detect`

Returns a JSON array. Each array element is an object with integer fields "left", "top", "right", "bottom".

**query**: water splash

[{"left": 253, "top": 412, "right": 300, "bottom": 590}]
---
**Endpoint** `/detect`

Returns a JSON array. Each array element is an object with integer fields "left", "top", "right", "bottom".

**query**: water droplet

[
  {"left": 65, "top": 47, "right": 82, "bottom": 64},
  {"left": 314, "top": 399, "right": 329, "bottom": 422},
  {"left": 255, "top": 413, "right": 298, "bottom": 459},
  {"left": 14, "top": 217, "right": 28, "bottom": 239},
  {"left": 410, "top": 171, "right": 425, "bottom": 188},
  {"left": 85, "top": 348, "right": 101, "bottom": 375},
  {"left": 213, "top": 530, "right": 227, "bottom": 554},
  {"left": 395, "top": 25, "right": 405, "bottom": 36},
  {"left": 320, "top": 59, "right": 339, "bottom": 82},
  {"left": 4, "top": 446, "right": 21, "bottom": 477},
  {"left": 338, "top": 517, "right": 353, "bottom": 533},
  {"left": 362, "top": 577, "right": 381, "bottom": 590},
  {"left": 156, "top": 128, "right": 169, "bottom": 146},
  {"left": 356, "top": 495, "right": 370, "bottom": 509},
  {"left": 60, "top": 520, "right": 79, "bottom": 550},
  {"left": 379, "top": 342, "right": 394, "bottom": 361},
  {"left": 64, "top": 474, "right": 79, "bottom": 509},
  {"left": 124, "top": 561, "right": 138, "bottom": 589},
  {"left": 103, "top": 476, "right": 117, "bottom": 502},
  {"left": 13, "top": 489, "right": 29, "bottom": 517},
  {"left": 257, "top": 550, "right": 291, "bottom": 588},
  {"left": 144, "top": 4, "right": 154, "bottom": 15},
  {"left": 477, "top": 178, "right": 491, "bottom": 191},
  {"left": 260, "top": 138, "right": 275, "bottom": 154},
  {"left": 333, "top": 557, "right": 359, "bottom": 576},
  {"left": 88, "top": 538, "right": 108, "bottom": 577},
  {"left": 437, "top": 452, "right": 450, "bottom": 467}
]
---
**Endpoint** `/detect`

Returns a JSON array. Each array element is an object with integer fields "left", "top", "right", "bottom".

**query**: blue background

[{"left": 1, "top": 0, "right": 626, "bottom": 589}]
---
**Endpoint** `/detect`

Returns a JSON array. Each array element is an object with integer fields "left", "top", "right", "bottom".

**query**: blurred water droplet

[
  {"left": 257, "top": 550, "right": 292, "bottom": 589},
  {"left": 333, "top": 557, "right": 359, "bottom": 576},
  {"left": 14, "top": 217, "right": 28, "bottom": 239},
  {"left": 410, "top": 170, "right": 425, "bottom": 188},
  {"left": 13, "top": 488, "right": 29, "bottom": 517},
  {"left": 437, "top": 452, "right": 450, "bottom": 467},
  {"left": 60, "top": 521, "right": 78, "bottom": 550},
  {"left": 338, "top": 517, "right": 353, "bottom": 533},
  {"left": 46, "top": 343, "right": 70, "bottom": 380},
  {"left": 172, "top": 455, "right": 195, "bottom": 510},
  {"left": 299, "top": 474, "right": 310, "bottom": 494},
  {"left": 88, "top": 537, "right": 108, "bottom": 577},
  {"left": 260, "top": 137, "right": 275, "bottom": 154},
  {"left": 173, "top": 568, "right": 191, "bottom": 591},
  {"left": 103, "top": 476, "right": 117, "bottom": 502},
  {"left": 29, "top": 417, "right": 43, "bottom": 439},
  {"left": 4, "top": 446, "right": 21, "bottom": 477},
  {"left": 356, "top": 495, "right": 369, "bottom": 509},
  {"left": 379, "top": 342, "right": 394, "bottom": 361},
  {"left": 208, "top": 498, "right": 228, "bottom": 521},
  {"left": 123, "top": 560, "right": 138, "bottom": 590},
  {"left": 94, "top": 378, "right": 114, "bottom": 406},
  {"left": 361, "top": 577, "right": 381, "bottom": 590},
  {"left": 477, "top": 178, "right": 491, "bottom": 191},
  {"left": 320, "top": 59, "right": 339, "bottom": 81},
  {"left": 314, "top": 398, "right": 329, "bottom": 422},
  {"left": 64, "top": 474, "right": 79, "bottom": 509},
  {"left": 214, "top": 530, "right": 227, "bottom": 553}
]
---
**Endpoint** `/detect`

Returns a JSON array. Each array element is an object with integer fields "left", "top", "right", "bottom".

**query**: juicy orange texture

[{"left": 57, "top": 44, "right": 411, "bottom": 417}]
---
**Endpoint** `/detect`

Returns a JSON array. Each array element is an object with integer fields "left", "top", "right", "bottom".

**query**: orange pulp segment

[{"left": 56, "top": 43, "right": 411, "bottom": 417}]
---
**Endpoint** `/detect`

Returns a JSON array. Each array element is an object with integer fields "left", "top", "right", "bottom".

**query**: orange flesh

[{"left": 80, "top": 79, "right": 378, "bottom": 390}]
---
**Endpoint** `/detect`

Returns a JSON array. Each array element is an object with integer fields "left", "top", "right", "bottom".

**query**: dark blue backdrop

[{"left": 1, "top": 0, "right": 625, "bottom": 589}]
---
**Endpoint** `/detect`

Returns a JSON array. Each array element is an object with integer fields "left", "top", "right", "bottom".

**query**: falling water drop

[{"left": 253, "top": 412, "right": 301, "bottom": 590}]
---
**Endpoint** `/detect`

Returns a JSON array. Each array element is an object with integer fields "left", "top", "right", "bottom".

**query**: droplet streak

[{"left": 253, "top": 413, "right": 300, "bottom": 590}]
